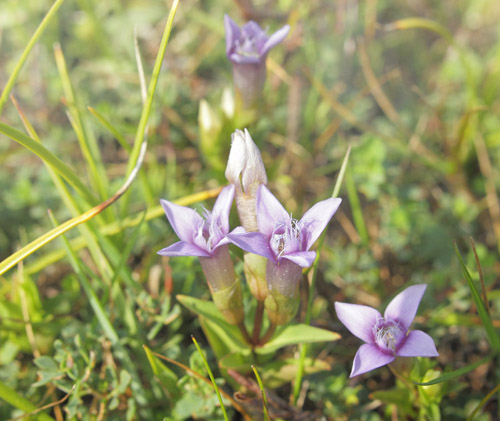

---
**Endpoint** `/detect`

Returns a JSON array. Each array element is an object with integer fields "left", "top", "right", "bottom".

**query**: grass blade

[
  {"left": 454, "top": 244, "right": 500, "bottom": 352},
  {"left": 413, "top": 354, "right": 493, "bottom": 386},
  {"left": 0, "top": 380, "right": 54, "bottom": 421},
  {"left": 251, "top": 365, "right": 269, "bottom": 421},
  {"left": 87, "top": 106, "right": 131, "bottom": 153},
  {"left": 23, "top": 187, "right": 222, "bottom": 276},
  {"left": 54, "top": 43, "right": 109, "bottom": 200},
  {"left": 191, "top": 335, "right": 229, "bottom": 421},
  {"left": 0, "top": 0, "right": 66, "bottom": 115},
  {"left": 126, "top": 0, "right": 180, "bottom": 176},
  {"left": 0, "top": 115, "right": 149, "bottom": 276},
  {"left": 0, "top": 121, "right": 96, "bottom": 204}
]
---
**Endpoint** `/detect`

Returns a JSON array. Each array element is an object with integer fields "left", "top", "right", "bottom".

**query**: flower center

[
  {"left": 270, "top": 217, "right": 303, "bottom": 260},
  {"left": 373, "top": 317, "right": 405, "bottom": 353},
  {"left": 195, "top": 209, "right": 224, "bottom": 253},
  {"left": 236, "top": 34, "right": 260, "bottom": 58}
]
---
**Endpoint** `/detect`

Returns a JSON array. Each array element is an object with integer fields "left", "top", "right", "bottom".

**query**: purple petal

[
  {"left": 212, "top": 185, "right": 235, "bottom": 235},
  {"left": 160, "top": 199, "right": 202, "bottom": 243},
  {"left": 157, "top": 241, "right": 210, "bottom": 258},
  {"left": 260, "top": 25, "right": 290, "bottom": 55},
  {"left": 300, "top": 197, "right": 342, "bottom": 250},
  {"left": 350, "top": 344, "right": 395, "bottom": 377},
  {"left": 335, "top": 302, "right": 381, "bottom": 344},
  {"left": 241, "top": 21, "right": 266, "bottom": 40},
  {"left": 384, "top": 284, "right": 427, "bottom": 331},
  {"left": 397, "top": 330, "right": 439, "bottom": 357},
  {"left": 256, "top": 185, "right": 289, "bottom": 237},
  {"left": 227, "top": 232, "right": 275, "bottom": 261},
  {"left": 282, "top": 251, "right": 316, "bottom": 268},
  {"left": 224, "top": 15, "right": 241, "bottom": 56}
]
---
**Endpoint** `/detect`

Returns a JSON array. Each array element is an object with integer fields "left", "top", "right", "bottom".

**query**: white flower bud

[{"left": 225, "top": 129, "right": 267, "bottom": 194}]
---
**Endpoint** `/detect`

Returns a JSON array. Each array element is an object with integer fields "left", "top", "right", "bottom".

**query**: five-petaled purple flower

[
  {"left": 158, "top": 185, "right": 234, "bottom": 259},
  {"left": 224, "top": 15, "right": 289, "bottom": 106},
  {"left": 229, "top": 185, "right": 341, "bottom": 324},
  {"left": 335, "top": 284, "right": 439, "bottom": 377},
  {"left": 158, "top": 185, "right": 244, "bottom": 325}
]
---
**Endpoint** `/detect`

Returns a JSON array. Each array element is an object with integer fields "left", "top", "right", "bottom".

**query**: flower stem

[
  {"left": 252, "top": 301, "right": 264, "bottom": 345},
  {"left": 258, "top": 323, "right": 277, "bottom": 346},
  {"left": 237, "top": 321, "right": 252, "bottom": 345}
]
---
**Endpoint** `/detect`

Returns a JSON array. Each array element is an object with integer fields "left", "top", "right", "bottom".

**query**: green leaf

[
  {"left": 143, "top": 345, "right": 180, "bottom": 400},
  {"left": 455, "top": 244, "right": 500, "bottom": 352},
  {"left": 262, "top": 357, "right": 331, "bottom": 389},
  {"left": 177, "top": 294, "right": 247, "bottom": 353},
  {"left": 218, "top": 352, "right": 253, "bottom": 372},
  {"left": 371, "top": 388, "right": 414, "bottom": 413},
  {"left": 413, "top": 354, "right": 493, "bottom": 386},
  {"left": 257, "top": 324, "right": 341, "bottom": 354},
  {"left": 34, "top": 356, "right": 58, "bottom": 371}
]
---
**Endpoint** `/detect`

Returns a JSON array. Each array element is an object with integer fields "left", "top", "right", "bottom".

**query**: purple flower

[
  {"left": 335, "top": 284, "right": 439, "bottom": 378},
  {"left": 228, "top": 185, "right": 341, "bottom": 268},
  {"left": 229, "top": 185, "right": 341, "bottom": 324},
  {"left": 158, "top": 185, "right": 235, "bottom": 258},
  {"left": 224, "top": 15, "right": 290, "bottom": 105},
  {"left": 158, "top": 185, "right": 244, "bottom": 324}
]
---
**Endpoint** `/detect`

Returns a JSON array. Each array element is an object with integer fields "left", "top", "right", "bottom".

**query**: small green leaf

[
  {"left": 34, "top": 356, "right": 58, "bottom": 371},
  {"left": 257, "top": 324, "right": 340, "bottom": 354}
]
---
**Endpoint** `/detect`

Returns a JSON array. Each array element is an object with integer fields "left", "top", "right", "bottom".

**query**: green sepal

[
  {"left": 211, "top": 279, "right": 244, "bottom": 325},
  {"left": 264, "top": 290, "right": 300, "bottom": 325}
]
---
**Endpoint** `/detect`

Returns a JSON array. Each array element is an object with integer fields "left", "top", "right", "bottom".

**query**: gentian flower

[
  {"left": 335, "top": 284, "right": 439, "bottom": 377},
  {"left": 224, "top": 15, "right": 290, "bottom": 106},
  {"left": 158, "top": 185, "right": 244, "bottom": 324},
  {"left": 229, "top": 185, "right": 341, "bottom": 324}
]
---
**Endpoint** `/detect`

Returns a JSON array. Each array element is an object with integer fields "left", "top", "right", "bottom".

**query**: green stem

[
  {"left": 258, "top": 323, "right": 276, "bottom": 346},
  {"left": 237, "top": 321, "right": 252, "bottom": 345},
  {"left": 252, "top": 300, "right": 264, "bottom": 345}
]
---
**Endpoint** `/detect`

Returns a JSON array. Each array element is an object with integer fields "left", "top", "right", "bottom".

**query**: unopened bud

[{"left": 225, "top": 129, "right": 267, "bottom": 231}]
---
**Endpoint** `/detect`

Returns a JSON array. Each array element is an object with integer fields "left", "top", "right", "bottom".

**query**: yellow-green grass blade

[
  {"left": 11, "top": 96, "right": 114, "bottom": 283},
  {"left": 0, "top": 379, "right": 54, "bottom": 421},
  {"left": 126, "top": 0, "right": 180, "bottom": 176},
  {"left": 251, "top": 365, "right": 269, "bottom": 421},
  {"left": 54, "top": 43, "right": 109, "bottom": 201},
  {"left": 0, "top": 0, "right": 66, "bottom": 115},
  {"left": 23, "top": 187, "right": 222, "bottom": 276},
  {"left": 0, "top": 121, "right": 96, "bottom": 204},
  {"left": 191, "top": 335, "right": 229, "bottom": 421}
]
